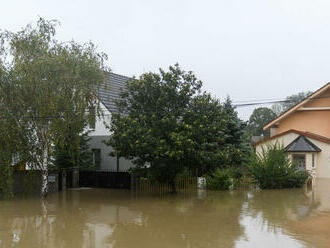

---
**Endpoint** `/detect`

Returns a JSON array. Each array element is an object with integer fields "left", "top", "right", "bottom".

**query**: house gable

[
  {"left": 88, "top": 72, "right": 131, "bottom": 137},
  {"left": 263, "top": 82, "right": 330, "bottom": 138}
]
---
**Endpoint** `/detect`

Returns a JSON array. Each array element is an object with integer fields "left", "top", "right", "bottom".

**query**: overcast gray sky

[{"left": 1, "top": 0, "right": 330, "bottom": 119}]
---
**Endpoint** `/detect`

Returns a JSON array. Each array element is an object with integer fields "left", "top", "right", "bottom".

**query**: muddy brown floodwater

[{"left": 1, "top": 179, "right": 330, "bottom": 248}]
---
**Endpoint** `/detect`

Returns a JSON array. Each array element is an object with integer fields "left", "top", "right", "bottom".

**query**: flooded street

[{"left": 1, "top": 180, "right": 330, "bottom": 248}]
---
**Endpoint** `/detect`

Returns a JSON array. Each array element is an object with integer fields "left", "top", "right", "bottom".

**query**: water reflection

[
  {"left": 108, "top": 191, "right": 245, "bottom": 248},
  {"left": 0, "top": 180, "right": 330, "bottom": 248}
]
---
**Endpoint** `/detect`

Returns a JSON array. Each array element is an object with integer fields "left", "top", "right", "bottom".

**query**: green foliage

[
  {"left": 206, "top": 167, "right": 243, "bottom": 190},
  {"left": 107, "top": 65, "right": 247, "bottom": 191},
  {"left": 148, "top": 160, "right": 184, "bottom": 191},
  {"left": 54, "top": 132, "right": 94, "bottom": 170},
  {"left": 206, "top": 168, "right": 233, "bottom": 190},
  {"left": 0, "top": 18, "right": 108, "bottom": 197},
  {"left": 248, "top": 144, "right": 309, "bottom": 189},
  {"left": 222, "top": 97, "right": 251, "bottom": 166},
  {"left": 0, "top": 159, "right": 13, "bottom": 199},
  {"left": 248, "top": 107, "right": 277, "bottom": 137},
  {"left": 0, "top": 99, "right": 27, "bottom": 199}
]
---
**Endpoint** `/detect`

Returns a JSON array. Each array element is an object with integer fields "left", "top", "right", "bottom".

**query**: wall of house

[
  {"left": 88, "top": 135, "right": 134, "bottom": 171},
  {"left": 270, "top": 127, "right": 278, "bottom": 137},
  {"left": 304, "top": 87, "right": 330, "bottom": 107},
  {"left": 305, "top": 138, "right": 330, "bottom": 178},
  {"left": 88, "top": 102, "right": 112, "bottom": 136},
  {"left": 88, "top": 102, "right": 135, "bottom": 172},
  {"left": 276, "top": 88, "right": 330, "bottom": 138},
  {"left": 277, "top": 111, "right": 330, "bottom": 138},
  {"left": 255, "top": 132, "right": 330, "bottom": 178}
]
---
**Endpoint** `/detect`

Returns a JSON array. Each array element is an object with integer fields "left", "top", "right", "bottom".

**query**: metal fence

[{"left": 138, "top": 176, "right": 197, "bottom": 192}]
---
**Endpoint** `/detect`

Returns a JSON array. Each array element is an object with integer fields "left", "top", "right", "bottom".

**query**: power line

[
  {"left": 1, "top": 94, "right": 330, "bottom": 119},
  {"left": 233, "top": 99, "right": 290, "bottom": 108},
  {"left": 233, "top": 94, "right": 330, "bottom": 108}
]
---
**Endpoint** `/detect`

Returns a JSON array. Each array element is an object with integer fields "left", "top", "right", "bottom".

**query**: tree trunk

[
  {"left": 41, "top": 169, "right": 48, "bottom": 198},
  {"left": 40, "top": 140, "right": 49, "bottom": 198}
]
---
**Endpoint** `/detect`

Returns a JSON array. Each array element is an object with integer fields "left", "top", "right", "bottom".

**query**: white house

[{"left": 88, "top": 73, "right": 134, "bottom": 171}]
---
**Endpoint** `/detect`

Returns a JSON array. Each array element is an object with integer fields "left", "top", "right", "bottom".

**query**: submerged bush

[
  {"left": 248, "top": 144, "right": 309, "bottom": 189},
  {"left": 206, "top": 167, "right": 242, "bottom": 190}
]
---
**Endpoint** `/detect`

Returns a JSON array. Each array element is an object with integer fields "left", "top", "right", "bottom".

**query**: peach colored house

[{"left": 255, "top": 82, "right": 330, "bottom": 178}]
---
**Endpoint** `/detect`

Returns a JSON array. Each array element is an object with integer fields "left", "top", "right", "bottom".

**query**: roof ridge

[{"left": 109, "top": 72, "right": 132, "bottom": 80}]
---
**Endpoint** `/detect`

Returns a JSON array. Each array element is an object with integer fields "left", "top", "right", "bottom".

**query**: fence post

[
  {"left": 72, "top": 168, "right": 79, "bottom": 188},
  {"left": 130, "top": 174, "right": 139, "bottom": 191},
  {"left": 62, "top": 170, "right": 67, "bottom": 191}
]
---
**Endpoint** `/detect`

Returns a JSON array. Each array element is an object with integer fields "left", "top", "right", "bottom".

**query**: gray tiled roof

[
  {"left": 285, "top": 135, "right": 321, "bottom": 152},
  {"left": 98, "top": 72, "right": 130, "bottom": 113}
]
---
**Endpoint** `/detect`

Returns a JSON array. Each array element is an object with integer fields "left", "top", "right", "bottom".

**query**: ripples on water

[{"left": 0, "top": 179, "right": 330, "bottom": 248}]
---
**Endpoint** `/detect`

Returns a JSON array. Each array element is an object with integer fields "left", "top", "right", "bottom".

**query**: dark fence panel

[
  {"left": 66, "top": 169, "right": 73, "bottom": 188},
  {"left": 79, "top": 170, "right": 131, "bottom": 189},
  {"left": 13, "top": 170, "right": 59, "bottom": 195}
]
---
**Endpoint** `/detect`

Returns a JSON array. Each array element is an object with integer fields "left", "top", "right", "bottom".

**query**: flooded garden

[{"left": 0, "top": 179, "right": 329, "bottom": 248}]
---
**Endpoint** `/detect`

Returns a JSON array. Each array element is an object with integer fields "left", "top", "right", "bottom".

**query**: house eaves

[{"left": 263, "top": 82, "right": 330, "bottom": 130}]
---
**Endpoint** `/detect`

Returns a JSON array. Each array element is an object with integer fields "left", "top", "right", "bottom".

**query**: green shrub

[
  {"left": 205, "top": 168, "right": 241, "bottom": 190},
  {"left": 248, "top": 144, "right": 309, "bottom": 189},
  {"left": 230, "top": 167, "right": 243, "bottom": 181}
]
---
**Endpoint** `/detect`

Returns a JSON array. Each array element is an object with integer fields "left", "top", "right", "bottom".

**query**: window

[
  {"left": 292, "top": 154, "right": 306, "bottom": 171},
  {"left": 312, "top": 153, "right": 315, "bottom": 168},
  {"left": 11, "top": 153, "right": 20, "bottom": 166},
  {"left": 92, "top": 149, "right": 101, "bottom": 169}
]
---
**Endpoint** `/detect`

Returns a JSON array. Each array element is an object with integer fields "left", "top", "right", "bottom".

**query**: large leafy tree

[
  {"left": 107, "top": 65, "right": 202, "bottom": 191},
  {"left": 0, "top": 18, "right": 108, "bottom": 197},
  {"left": 248, "top": 107, "right": 277, "bottom": 137},
  {"left": 107, "top": 65, "right": 247, "bottom": 191}
]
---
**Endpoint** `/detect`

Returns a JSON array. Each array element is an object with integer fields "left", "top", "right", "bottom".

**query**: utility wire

[
  {"left": 233, "top": 94, "right": 330, "bottom": 108},
  {"left": 0, "top": 95, "right": 329, "bottom": 119}
]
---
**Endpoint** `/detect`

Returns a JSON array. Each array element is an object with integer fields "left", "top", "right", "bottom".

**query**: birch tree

[{"left": 0, "top": 18, "right": 108, "bottom": 197}]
